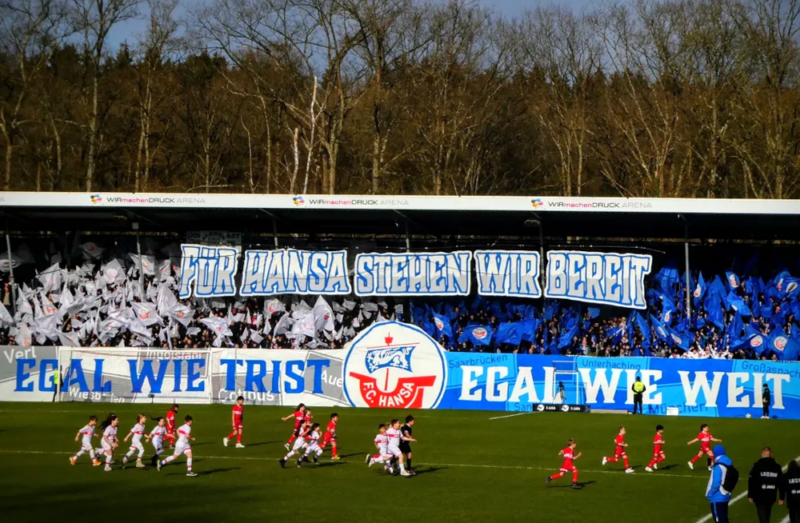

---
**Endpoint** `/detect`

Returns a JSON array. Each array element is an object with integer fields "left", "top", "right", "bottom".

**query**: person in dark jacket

[
  {"left": 762, "top": 384, "right": 771, "bottom": 418},
  {"left": 781, "top": 460, "right": 800, "bottom": 523},
  {"left": 749, "top": 447, "right": 783, "bottom": 522}
]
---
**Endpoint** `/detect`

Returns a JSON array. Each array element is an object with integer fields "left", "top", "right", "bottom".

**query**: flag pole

[
  {"left": 5, "top": 218, "right": 17, "bottom": 313},
  {"left": 133, "top": 222, "right": 144, "bottom": 298},
  {"left": 681, "top": 215, "right": 692, "bottom": 320}
]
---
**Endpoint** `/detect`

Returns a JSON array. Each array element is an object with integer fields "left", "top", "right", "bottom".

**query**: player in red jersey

[
  {"left": 646, "top": 425, "right": 666, "bottom": 472},
  {"left": 546, "top": 439, "right": 582, "bottom": 489},
  {"left": 602, "top": 426, "right": 634, "bottom": 473},
  {"left": 687, "top": 423, "right": 721, "bottom": 470},
  {"left": 282, "top": 404, "right": 306, "bottom": 450},
  {"left": 165, "top": 404, "right": 179, "bottom": 448},
  {"left": 223, "top": 396, "right": 245, "bottom": 448},
  {"left": 319, "top": 413, "right": 339, "bottom": 460}
]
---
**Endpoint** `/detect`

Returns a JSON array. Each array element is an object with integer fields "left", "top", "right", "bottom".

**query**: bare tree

[
  {"left": 70, "top": 0, "right": 139, "bottom": 191},
  {"left": 0, "top": 0, "right": 69, "bottom": 190}
]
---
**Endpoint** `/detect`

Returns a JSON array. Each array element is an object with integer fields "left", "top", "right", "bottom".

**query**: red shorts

[
  {"left": 700, "top": 446, "right": 711, "bottom": 454},
  {"left": 614, "top": 447, "right": 626, "bottom": 458},
  {"left": 560, "top": 464, "right": 576, "bottom": 473},
  {"left": 322, "top": 434, "right": 335, "bottom": 445},
  {"left": 233, "top": 420, "right": 243, "bottom": 430},
  {"left": 654, "top": 448, "right": 664, "bottom": 457}
]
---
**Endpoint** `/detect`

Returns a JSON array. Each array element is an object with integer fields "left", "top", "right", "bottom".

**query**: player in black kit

[{"left": 400, "top": 415, "right": 416, "bottom": 476}]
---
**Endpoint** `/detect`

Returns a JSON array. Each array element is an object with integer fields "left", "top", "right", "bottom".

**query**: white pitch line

[
  {"left": 488, "top": 412, "right": 529, "bottom": 420},
  {"left": 0, "top": 449, "right": 706, "bottom": 479},
  {"left": 695, "top": 456, "right": 800, "bottom": 523}
]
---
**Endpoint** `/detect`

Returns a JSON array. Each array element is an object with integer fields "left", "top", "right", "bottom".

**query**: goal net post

[
  {"left": 58, "top": 348, "right": 223, "bottom": 404},
  {"left": 552, "top": 359, "right": 584, "bottom": 405}
]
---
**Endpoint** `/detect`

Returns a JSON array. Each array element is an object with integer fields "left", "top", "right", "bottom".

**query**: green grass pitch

[{"left": 0, "top": 402, "right": 797, "bottom": 523}]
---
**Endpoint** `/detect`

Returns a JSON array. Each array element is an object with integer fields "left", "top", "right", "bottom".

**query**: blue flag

[
  {"left": 496, "top": 321, "right": 523, "bottom": 346},
  {"left": 459, "top": 325, "right": 493, "bottom": 346},
  {"left": 726, "top": 291, "right": 752, "bottom": 317},
  {"left": 734, "top": 325, "right": 767, "bottom": 355},
  {"left": 587, "top": 307, "right": 601, "bottom": 319},
  {"left": 432, "top": 312, "right": 453, "bottom": 339},
  {"left": 705, "top": 293, "right": 725, "bottom": 330},
  {"left": 769, "top": 327, "right": 800, "bottom": 361},
  {"left": 558, "top": 323, "right": 579, "bottom": 350},
  {"left": 775, "top": 271, "right": 800, "bottom": 299},
  {"left": 654, "top": 262, "right": 680, "bottom": 294},
  {"left": 726, "top": 271, "right": 741, "bottom": 290},
  {"left": 693, "top": 272, "right": 706, "bottom": 308},
  {"left": 668, "top": 328, "right": 692, "bottom": 351},
  {"left": 521, "top": 318, "right": 540, "bottom": 343},
  {"left": 633, "top": 312, "right": 652, "bottom": 348},
  {"left": 650, "top": 314, "right": 670, "bottom": 343}
]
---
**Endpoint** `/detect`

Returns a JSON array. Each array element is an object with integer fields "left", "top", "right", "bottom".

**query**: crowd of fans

[{"left": 0, "top": 246, "right": 797, "bottom": 361}]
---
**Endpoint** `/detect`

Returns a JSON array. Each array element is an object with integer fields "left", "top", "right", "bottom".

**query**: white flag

[
  {"left": 129, "top": 253, "right": 156, "bottom": 276},
  {"left": 343, "top": 299, "right": 356, "bottom": 311},
  {"left": 157, "top": 259, "right": 172, "bottom": 281},
  {"left": 57, "top": 331, "right": 81, "bottom": 347},
  {"left": 363, "top": 302, "right": 378, "bottom": 313},
  {"left": 289, "top": 312, "right": 315, "bottom": 340},
  {"left": 40, "top": 295, "right": 59, "bottom": 316},
  {"left": 37, "top": 263, "right": 62, "bottom": 293},
  {"left": 15, "top": 325, "right": 32, "bottom": 347},
  {"left": 186, "top": 326, "right": 201, "bottom": 336},
  {"left": 273, "top": 314, "right": 295, "bottom": 336},
  {"left": 130, "top": 302, "right": 162, "bottom": 326},
  {"left": 200, "top": 316, "right": 233, "bottom": 338},
  {"left": 81, "top": 242, "right": 105, "bottom": 260},
  {"left": 264, "top": 299, "right": 286, "bottom": 319},
  {"left": 156, "top": 285, "right": 178, "bottom": 317},
  {"left": 102, "top": 260, "right": 126, "bottom": 285},
  {"left": 0, "top": 302, "right": 13, "bottom": 327},
  {"left": 169, "top": 303, "right": 195, "bottom": 327},
  {"left": 250, "top": 331, "right": 264, "bottom": 345},
  {"left": 313, "top": 296, "right": 335, "bottom": 332}
]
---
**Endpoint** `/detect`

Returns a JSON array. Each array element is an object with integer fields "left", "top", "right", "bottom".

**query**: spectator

[
  {"left": 781, "top": 460, "right": 800, "bottom": 523},
  {"left": 706, "top": 445, "right": 734, "bottom": 523},
  {"left": 631, "top": 376, "right": 645, "bottom": 415},
  {"left": 763, "top": 384, "right": 772, "bottom": 419},
  {"left": 748, "top": 447, "right": 783, "bottom": 523}
]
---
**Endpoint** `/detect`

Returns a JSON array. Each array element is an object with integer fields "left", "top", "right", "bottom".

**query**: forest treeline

[{"left": 2, "top": 0, "right": 800, "bottom": 198}]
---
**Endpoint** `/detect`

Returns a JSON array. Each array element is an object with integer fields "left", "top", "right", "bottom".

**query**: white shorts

[
  {"left": 292, "top": 438, "right": 307, "bottom": 451},
  {"left": 151, "top": 437, "right": 163, "bottom": 451},
  {"left": 130, "top": 440, "right": 144, "bottom": 452},
  {"left": 305, "top": 444, "right": 321, "bottom": 454},
  {"left": 101, "top": 440, "right": 115, "bottom": 452},
  {"left": 387, "top": 444, "right": 402, "bottom": 458},
  {"left": 378, "top": 445, "right": 388, "bottom": 456},
  {"left": 174, "top": 443, "right": 191, "bottom": 456}
]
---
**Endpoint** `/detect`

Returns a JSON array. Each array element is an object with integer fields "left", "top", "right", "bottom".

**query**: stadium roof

[{"left": 1, "top": 192, "right": 799, "bottom": 240}]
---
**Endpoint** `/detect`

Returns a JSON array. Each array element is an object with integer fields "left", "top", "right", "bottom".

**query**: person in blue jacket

[{"left": 707, "top": 445, "right": 734, "bottom": 523}]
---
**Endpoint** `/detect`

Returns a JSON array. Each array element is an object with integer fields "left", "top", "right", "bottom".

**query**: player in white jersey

[
  {"left": 386, "top": 419, "right": 415, "bottom": 476},
  {"left": 122, "top": 414, "right": 147, "bottom": 469},
  {"left": 158, "top": 415, "right": 197, "bottom": 477},
  {"left": 70, "top": 415, "right": 101, "bottom": 467},
  {"left": 279, "top": 420, "right": 311, "bottom": 468},
  {"left": 146, "top": 417, "right": 167, "bottom": 467},
  {"left": 296, "top": 423, "right": 324, "bottom": 467},
  {"left": 100, "top": 415, "right": 119, "bottom": 472},
  {"left": 366, "top": 423, "right": 395, "bottom": 474}
]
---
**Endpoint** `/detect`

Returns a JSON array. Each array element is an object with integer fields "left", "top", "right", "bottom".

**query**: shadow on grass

[
  {"left": 245, "top": 441, "right": 280, "bottom": 447},
  {"left": 411, "top": 466, "right": 447, "bottom": 475},
  {"left": 550, "top": 480, "right": 597, "bottom": 489}
]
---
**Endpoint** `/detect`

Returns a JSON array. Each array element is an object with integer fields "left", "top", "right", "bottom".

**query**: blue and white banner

[
  {"left": 178, "top": 244, "right": 240, "bottom": 299},
  {"left": 353, "top": 252, "right": 472, "bottom": 296},
  {"left": 544, "top": 250, "right": 652, "bottom": 309},
  {"left": 239, "top": 249, "right": 350, "bottom": 296},
  {"left": 3, "top": 322, "right": 800, "bottom": 419},
  {"left": 473, "top": 251, "right": 541, "bottom": 297}
]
